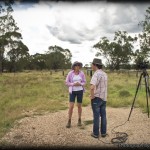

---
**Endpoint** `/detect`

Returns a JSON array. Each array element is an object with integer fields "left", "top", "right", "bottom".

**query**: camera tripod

[{"left": 128, "top": 69, "right": 150, "bottom": 121}]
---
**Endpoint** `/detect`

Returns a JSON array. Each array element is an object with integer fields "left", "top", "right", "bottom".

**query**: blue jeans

[{"left": 91, "top": 97, "right": 107, "bottom": 136}]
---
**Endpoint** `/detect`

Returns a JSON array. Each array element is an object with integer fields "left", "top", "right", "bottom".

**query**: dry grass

[{"left": 0, "top": 69, "right": 150, "bottom": 138}]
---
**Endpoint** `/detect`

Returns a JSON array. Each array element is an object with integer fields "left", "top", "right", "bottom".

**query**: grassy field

[{"left": 0, "top": 69, "right": 149, "bottom": 138}]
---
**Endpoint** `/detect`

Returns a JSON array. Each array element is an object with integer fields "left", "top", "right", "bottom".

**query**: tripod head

[
  {"left": 137, "top": 61, "right": 149, "bottom": 70},
  {"left": 136, "top": 60, "right": 149, "bottom": 78}
]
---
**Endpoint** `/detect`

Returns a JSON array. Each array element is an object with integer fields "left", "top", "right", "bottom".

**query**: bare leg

[
  {"left": 66, "top": 102, "right": 74, "bottom": 128},
  {"left": 77, "top": 103, "right": 82, "bottom": 119},
  {"left": 68, "top": 102, "right": 74, "bottom": 119},
  {"left": 77, "top": 103, "right": 82, "bottom": 126}
]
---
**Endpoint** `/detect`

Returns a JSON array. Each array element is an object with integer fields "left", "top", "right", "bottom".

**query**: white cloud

[{"left": 12, "top": 1, "right": 150, "bottom": 65}]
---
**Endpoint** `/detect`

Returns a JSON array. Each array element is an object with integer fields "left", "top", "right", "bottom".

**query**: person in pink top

[{"left": 65, "top": 61, "right": 86, "bottom": 128}]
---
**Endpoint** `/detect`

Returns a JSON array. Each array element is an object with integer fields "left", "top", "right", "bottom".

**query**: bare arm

[{"left": 90, "top": 84, "right": 95, "bottom": 100}]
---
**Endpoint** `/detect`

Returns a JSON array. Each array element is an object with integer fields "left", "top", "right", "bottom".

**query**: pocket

[
  {"left": 93, "top": 103, "right": 97, "bottom": 105},
  {"left": 91, "top": 99, "right": 98, "bottom": 105},
  {"left": 91, "top": 101, "right": 97, "bottom": 108}
]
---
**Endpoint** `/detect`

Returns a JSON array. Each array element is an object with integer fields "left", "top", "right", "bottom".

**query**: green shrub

[{"left": 119, "top": 90, "right": 131, "bottom": 97}]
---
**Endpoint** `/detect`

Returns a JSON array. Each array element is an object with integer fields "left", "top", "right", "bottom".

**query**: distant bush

[{"left": 119, "top": 90, "right": 131, "bottom": 97}]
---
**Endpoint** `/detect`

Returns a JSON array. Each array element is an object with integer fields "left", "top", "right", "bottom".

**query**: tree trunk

[
  {"left": 0, "top": 62, "right": 2, "bottom": 74},
  {"left": 136, "top": 70, "right": 138, "bottom": 77},
  {"left": 0, "top": 53, "right": 3, "bottom": 74},
  {"left": 62, "top": 70, "right": 64, "bottom": 76},
  {"left": 90, "top": 70, "right": 92, "bottom": 77}
]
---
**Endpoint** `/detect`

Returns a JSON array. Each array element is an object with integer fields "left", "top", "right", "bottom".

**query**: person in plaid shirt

[{"left": 90, "top": 58, "right": 108, "bottom": 138}]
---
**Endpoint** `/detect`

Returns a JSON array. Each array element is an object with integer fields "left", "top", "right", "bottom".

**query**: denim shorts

[{"left": 69, "top": 90, "right": 83, "bottom": 103}]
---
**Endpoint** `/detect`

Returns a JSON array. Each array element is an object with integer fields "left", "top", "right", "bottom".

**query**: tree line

[
  {"left": 93, "top": 7, "right": 150, "bottom": 71},
  {"left": 0, "top": 1, "right": 150, "bottom": 73},
  {"left": 0, "top": 1, "right": 72, "bottom": 73}
]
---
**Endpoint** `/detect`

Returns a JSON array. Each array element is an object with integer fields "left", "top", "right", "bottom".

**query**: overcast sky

[{"left": 11, "top": 1, "right": 150, "bottom": 66}]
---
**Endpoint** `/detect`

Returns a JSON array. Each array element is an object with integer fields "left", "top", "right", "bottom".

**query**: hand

[
  {"left": 89, "top": 95, "right": 95, "bottom": 100},
  {"left": 74, "top": 82, "right": 81, "bottom": 86}
]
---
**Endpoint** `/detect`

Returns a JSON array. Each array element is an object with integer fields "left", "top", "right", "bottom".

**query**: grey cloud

[
  {"left": 13, "top": 2, "right": 35, "bottom": 10},
  {"left": 105, "top": 23, "right": 140, "bottom": 34},
  {"left": 38, "top": 1, "right": 52, "bottom": 9},
  {"left": 46, "top": 2, "right": 149, "bottom": 44},
  {"left": 94, "top": 3, "right": 149, "bottom": 39},
  {"left": 47, "top": 26, "right": 59, "bottom": 35},
  {"left": 13, "top": 1, "right": 52, "bottom": 11},
  {"left": 46, "top": 24, "right": 100, "bottom": 44},
  {"left": 47, "top": 25, "right": 83, "bottom": 44}
]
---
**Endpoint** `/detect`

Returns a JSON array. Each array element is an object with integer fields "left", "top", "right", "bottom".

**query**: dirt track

[{"left": 1, "top": 105, "right": 150, "bottom": 148}]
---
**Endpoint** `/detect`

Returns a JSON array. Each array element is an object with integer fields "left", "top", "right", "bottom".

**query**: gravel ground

[{"left": 1, "top": 105, "right": 150, "bottom": 148}]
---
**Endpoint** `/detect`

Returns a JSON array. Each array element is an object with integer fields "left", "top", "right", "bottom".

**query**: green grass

[
  {"left": 0, "top": 70, "right": 150, "bottom": 139},
  {"left": 107, "top": 71, "right": 147, "bottom": 108}
]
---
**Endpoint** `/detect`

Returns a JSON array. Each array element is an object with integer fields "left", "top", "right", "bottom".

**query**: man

[{"left": 90, "top": 58, "right": 108, "bottom": 138}]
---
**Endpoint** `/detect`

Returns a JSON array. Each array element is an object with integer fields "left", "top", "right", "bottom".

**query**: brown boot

[
  {"left": 77, "top": 118, "right": 82, "bottom": 126},
  {"left": 66, "top": 119, "right": 71, "bottom": 128}
]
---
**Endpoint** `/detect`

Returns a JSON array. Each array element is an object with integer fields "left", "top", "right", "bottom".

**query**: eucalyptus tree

[{"left": 93, "top": 31, "right": 137, "bottom": 70}]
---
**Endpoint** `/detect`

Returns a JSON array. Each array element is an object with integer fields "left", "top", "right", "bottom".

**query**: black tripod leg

[
  {"left": 128, "top": 73, "right": 143, "bottom": 121},
  {"left": 147, "top": 84, "right": 150, "bottom": 118},
  {"left": 144, "top": 76, "right": 150, "bottom": 118},
  {"left": 147, "top": 76, "right": 150, "bottom": 97},
  {"left": 148, "top": 86, "right": 150, "bottom": 98}
]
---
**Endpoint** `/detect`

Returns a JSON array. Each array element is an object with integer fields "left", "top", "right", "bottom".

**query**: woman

[{"left": 65, "top": 61, "right": 86, "bottom": 128}]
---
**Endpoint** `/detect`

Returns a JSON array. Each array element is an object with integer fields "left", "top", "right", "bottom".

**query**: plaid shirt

[{"left": 90, "top": 69, "right": 107, "bottom": 101}]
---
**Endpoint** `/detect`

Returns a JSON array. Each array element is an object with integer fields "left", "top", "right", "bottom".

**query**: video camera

[{"left": 137, "top": 61, "right": 149, "bottom": 70}]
